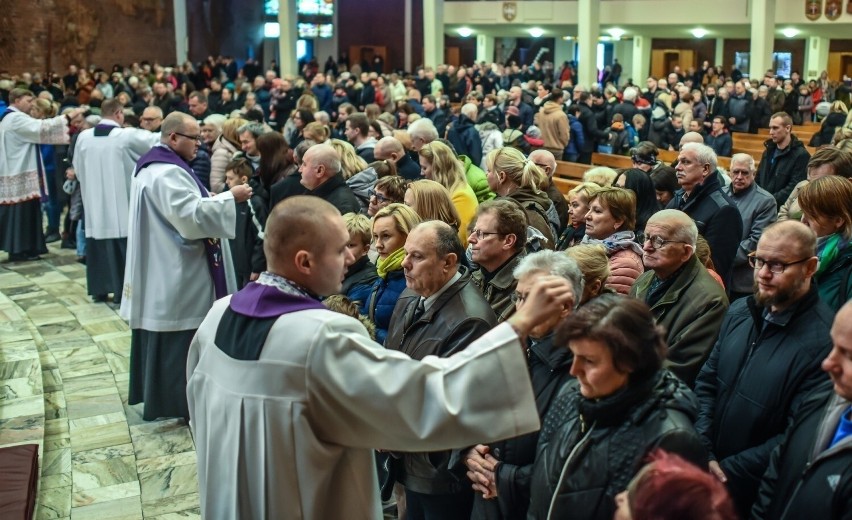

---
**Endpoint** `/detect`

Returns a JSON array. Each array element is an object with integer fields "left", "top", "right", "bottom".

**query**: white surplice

[
  {"left": 0, "top": 108, "right": 69, "bottom": 203},
  {"left": 186, "top": 301, "right": 540, "bottom": 520},
  {"left": 72, "top": 121, "right": 160, "bottom": 239},
  {"left": 120, "top": 151, "right": 237, "bottom": 331}
]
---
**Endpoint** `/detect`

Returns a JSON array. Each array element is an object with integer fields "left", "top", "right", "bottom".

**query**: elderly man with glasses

[
  {"left": 629, "top": 209, "right": 729, "bottom": 388},
  {"left": 694, "top": 220, "right": 835, "bottom": 518}
]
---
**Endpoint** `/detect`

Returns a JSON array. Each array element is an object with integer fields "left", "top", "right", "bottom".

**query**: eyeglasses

[
  {"left": 748, "top": 252, "right": 811, "bottom": 274},
  {"left": 367, "top": 189, "right": 390, "bottom": 204},
  {"left": 470, "top": 229, "right": 504, "bottom": 240},
  {"left": 173, "top": 131, "right": 202, "bottom": 143},
  {"left": 643, "top": 235, "right": 686, "bottom": 249},
  {"left": 510, "top": 291, "right": 527, "bottom": 304}
]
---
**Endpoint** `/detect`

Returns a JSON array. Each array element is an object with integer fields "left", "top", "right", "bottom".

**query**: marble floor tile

[
  {"left": 135, "top": 451, "right": 196, "bottom": 475},
  {"left": 147, "top": 509, "right": 201, "bottom": 520},
  {"left": 37, "top": 321, "right": 89, "bottom": 342},
  {"left": 42, "top": 368, "right": 63, "bottom": 393},
  {"left": 66, "top": 303, "right": 118, "bottom": 324},
  {"left": 141, "top": 492, "right": 200, "bottom": 517},
  {"left": 66, "top": 392, "right": 124, "bottom": 421},
  {"left": 0, "top": 320, "right": 34, "bottom": 344},
  {"left": 70, "top": 421, "right": 131, "bottom": 453},
  {"left": 132, "top": 427, "right": 195, "bottom": 461},
  {"left": 0, "top": 357, "right": 40, "bottom": 381},
  {"left": 54, "top": 345, "right": 111, "bottom": 380},
  {"left": 128, "top": 417, "right": 186, "bottom": 439},
  {"left": 0, "top": 374, "right": 41, "bottom": 401},
  {"left": 0, "top": 271, "right": 30, "bottom": 288},
  {"left": 69, "top": 496, "right": 143, "bottom": 520},
  {"left": 0, "top": 413, "right": 43, "bottom": 445},
  {"left": 72, "top": 443, "right": 135, "bottom": 465},
  {"left": 43, "top": 447, "right": 72, "bottom": 476},
  {"left": 44, "top": 436, "right": 71, "bottom": 451},
  {"left": 42, "top": 282, "right": 87, "bottom": 299},
  {"left": 0, "top": 339, "right": 40, "bottom": 362},
  {"left": 45, "top": 418, "right": 70, "bottom": 437},
  {"left": 36, "top": 485, "right": 72, "bottom": 520},
  {"left": 83, "top": 319, "right": 129, "bottom": 340},
  {"left": 28, "top": 271, "right": 72, "bottom": 285},
  {"left": 72, "top": 455, "right": 138, "bottom": 492},
  {"left": 44, "top": 336, "right": 97, "bottom": 351},
  {"left": 41, "top": 472, "right": 73, "bottom": 490},
  {"left": 39, "top": 351, "right": 59, "bottom": 371},
  {"left": 24, "top": 304, "right": 75, "bottom": 326},
  {"left": 63, "top": 372, "right": 117, "bottom": 395},
  {"left": 44, "top": 390, "right": 68, "bottom": 420},
  {"left": 138, "top": 464, "right": 198, "bottom": 503},
  {"left": 69, "top": 411, "right": 127, "bottom": 432},
  {"left": 0, "top": 393, "right": 44, "bottom": 417},
  {"left": 72, "top": 481, "right": 141, "bottom": 508}
]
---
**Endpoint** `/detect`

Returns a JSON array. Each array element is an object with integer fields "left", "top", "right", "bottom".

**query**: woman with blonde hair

[
  {"left": 404, "top": 179, "right": 461, "bottom": 233},
  {"left": 583, "top": 186, "right": 644, "bottom": 294},
  {"left": 210, "top": 117, "right": 247, "bottom": 193},
  {"left": 329, "top": 138, "right": 369, "bottom": 179},
  {"left": 557, "top": 182, "right": 604, "bottom": 249},
  {"left": 815, "top": 100, "right": 849, "bottom": 146},
  {"left": 303, "top": 121, "right": 330, "bottom": 143},
  {"left": 419, "top": 141, "right": 478, "bottom": 241},
  {"left": 485, "top": 147, "right": 556, "bottom": 246},
  {"left": 363, "top": 203, "right": 422, "bottom": 344},
  {"left": 563, "top": 243, "right": 612, "bottom": 304}
]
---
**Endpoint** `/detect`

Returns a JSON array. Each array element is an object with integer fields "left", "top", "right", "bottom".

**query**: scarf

[
  {"left": 376, "top": 247, "right": 405, "bottom": 279},
  {"left": 582, "top": 230, "right": 644, "bottom": 257},
  {"left": 816, "top": 233, "right": 846, "bottom": 276}
]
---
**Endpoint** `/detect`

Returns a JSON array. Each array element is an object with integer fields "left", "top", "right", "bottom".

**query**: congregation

[{"left": 1, "top": 53, "right": 852, "bottom": 520}]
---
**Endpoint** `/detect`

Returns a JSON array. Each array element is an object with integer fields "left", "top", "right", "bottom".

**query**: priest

[
  {"left": 0, "top": 89, "right": 85, "bottom": 260},
  {"left": 72, "top": 98, "right": 160, "bottom": 303},
  {"left": 121, "top": 112, "right": 252, "bottom": 421},
  {"left": 186, "top": 196, "right": 576, "bottom": 519}
]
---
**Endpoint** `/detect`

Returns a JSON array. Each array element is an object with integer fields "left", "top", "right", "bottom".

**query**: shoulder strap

[{"left": 0, "top": 108, "right": 15, "bottom": 123}]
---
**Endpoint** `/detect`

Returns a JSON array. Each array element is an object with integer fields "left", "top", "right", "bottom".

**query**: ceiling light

[
  {"left": 599, "top": 36, "right": 612, "bottom": 42},
  {"left": 529, "top": 27, "right": 544, "bottom": 38},
  {"left": 782, "top": 27, "right": 800, "bottom": 38},
  {"left": 457, "top": 27, "right": 473, "bottom": 37},
  {"left": 691, "top": 28, "right": 708, "bottom": 38},
  {"left": 608, "top": 28, "right": 626, "bottom": 40},
  {"left": 264, "top": 22, "right": 280, "bottom": 39},
  {"left": 562, "top": 36, "right": 574, "bottom": 41}
]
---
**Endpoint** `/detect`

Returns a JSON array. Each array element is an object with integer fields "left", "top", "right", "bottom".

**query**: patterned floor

[{"left": 0, "top": 244, "right": 200, "bottom": 519}]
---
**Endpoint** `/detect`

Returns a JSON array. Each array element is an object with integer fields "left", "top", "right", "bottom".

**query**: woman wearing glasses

[
  {"left": 582, "top": 187, "right": 644, "bottom": 295},
  {"left": 797, "top": 175, "right": 852, "bottom": 312},
  {"left": 419, "top": 141, "right": 478, "bottom": 242}
]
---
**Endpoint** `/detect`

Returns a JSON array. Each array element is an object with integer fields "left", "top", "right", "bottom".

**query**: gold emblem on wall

[
  {"left": 807, "top": 0, "right": 823, "bottom": 20},
  {"left": 826, "top": 0, "right": 842, "bottom": 19},
  {"left": 502, "top": 2, "right": 517, "bottom": 22}
]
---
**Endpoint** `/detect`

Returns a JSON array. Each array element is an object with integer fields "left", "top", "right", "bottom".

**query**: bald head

[
  {"left": 374, "top": 137, "right": 405, "bottom": 163},
  {"left": 265, "top": 196, "right": 350, "bottom": 295},
  {"left": 646, "top": 209, "right": 698, "bottom": 247},
  {"left": 300, "top": 144, "right": 342, "bottom": 189},
  {"left": 529, "top": 149, "right": 557, "bottom": 178},
  {"left": 679, "top": 131, "right": 705, "bottom": 149},
  {"left": 160, "top": 112, "right": 196, "bottom": 143},
  {"left": 760, "top": 220, "right": 817, "bottom": 259}
]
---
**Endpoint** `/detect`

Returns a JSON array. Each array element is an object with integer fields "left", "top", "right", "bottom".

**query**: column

[
  {"left": 577, "top": 0, "right": 600, "bottom": 87},
  {"left": 553, "top": 38, "right": 575, "bottom": 70},
  {"left": 749, "top": 0, "right": 776, "bottom": 80},
  {"left": 405, "top": 0, "right": 413, "bottom": 72},
  {"left": 612, "top": 40, "right": 632, "bottom": 84},
  {"left": 631, "top": 35, "right": 651, "bottom": 86},
  {"left": 423, "top": 0, "right": 445, "bottom": 68},
  {"left": 277, "top": 0, "right": 298, "bottom": 77},
  {"left": 173, "top": 0, "right": 188, "bottom": 65},
  {"left": 714, "top": 38, "right": 725, "bottom": 68},
  {"left": 804, "top": 36, "right": 830, "bottom": 80},
  {"left": 476, "top": 34, "right": 494, "bottom": 64}
]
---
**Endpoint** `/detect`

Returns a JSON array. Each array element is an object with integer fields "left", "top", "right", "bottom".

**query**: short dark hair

[
  {"left": 476, "top": 199, "right": 527, "bottom": 253},
  {"left": 347, "top": 113, "right": 369, "bottom": 136},
  {"left": 188, "top": 91, "right": 208, "bottom": 104},
  {"left": 555, "top": 294, "right": 666, "bottom": 382},
  {"left": 9, "top": 88, "right": 34, "bottom": 104},
  {"left": 807, "top": 147, "right": 852, "bottom": 178},
  {"left": 431, "top": 221, "right": 465, "bottom": 261}
]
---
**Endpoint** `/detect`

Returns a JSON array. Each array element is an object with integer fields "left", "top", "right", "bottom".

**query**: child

[
  {"left": 225, "top": 158, "right": 268, "bottom": 289},
  {"left": 341, "top": 213, "right": 378, "bottom": 307}
]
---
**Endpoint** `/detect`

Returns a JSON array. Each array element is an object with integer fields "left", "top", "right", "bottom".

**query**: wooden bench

[
  {"left": 552, "top": 177, "right": 583, "bottom": 195},
  {"left": 591, "top": 153, "right": 632, "bottom": 170},
  {"left": 554, "top": 161, "right": 591, "bottom": 179}
]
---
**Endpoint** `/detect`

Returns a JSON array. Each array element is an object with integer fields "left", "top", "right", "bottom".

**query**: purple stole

[
  {"left": 229, "top": 282, "right": 325, "bottom": 318},
  {"left": 135, "top": 145, "right": 228, "bottom": 299}
]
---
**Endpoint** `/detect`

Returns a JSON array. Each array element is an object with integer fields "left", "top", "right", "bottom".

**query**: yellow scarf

[{"left": 376, "top": 247, "right": 405, "bottom": 279}]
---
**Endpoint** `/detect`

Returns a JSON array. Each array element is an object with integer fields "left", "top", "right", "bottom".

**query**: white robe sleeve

[
  {"left": 148, "top": 167, "right": 237, "bottom": 240},
  {"left": 305, "top": 320, "right": 540, "bottom": 452},
  {"left": 8, "top": 112, "right": 70, "bottom": 145}
]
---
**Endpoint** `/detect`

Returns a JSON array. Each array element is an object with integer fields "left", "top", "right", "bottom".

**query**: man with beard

[{"left": 694, "top": 220, "right": 834, "bottom": 518}]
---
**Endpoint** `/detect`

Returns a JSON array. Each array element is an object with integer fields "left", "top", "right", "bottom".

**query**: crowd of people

[{"left": 1, "top": 53, "right": 851, "bottom": 520}]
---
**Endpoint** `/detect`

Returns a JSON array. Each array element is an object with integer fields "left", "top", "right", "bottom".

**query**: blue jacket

[
  {"left": 361, "top": 269, "right": 407, "bottom": 345},
  {"left": 565, "top": 114, "right": 585, "bottom": 157},
  {"left": 312, "top": 83, "right": 333, "bottom": 113},
  {"left": 447, "top": 115, "right": 483, "bottom": 168}
]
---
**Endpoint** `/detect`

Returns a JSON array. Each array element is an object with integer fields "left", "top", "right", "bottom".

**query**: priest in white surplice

[
  {"left": 72, "top": 98, "right": 160, "bottom": 304},
  {"left": 121, "top": 112, "right": 252, "bottom": 421},
  {"left": 0, "top": 88, "right": 85, "bottom": 260},
  {"left": 186, "top": 196, "right": 576, "bottom": 520}
]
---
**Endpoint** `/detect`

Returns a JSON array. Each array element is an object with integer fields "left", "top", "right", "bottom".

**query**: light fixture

[
  {"left": 782, "top": 27, "right": 800, "bottom": 38},
  {"left": 691, "top": 28, "right": 708, "bottom": 38},
  {"left": 562, "top": 36, "right": 574, "bottom": 41},
  {"left": 529, "top": 27, "right": 544, "bottom": 38},
  {"left": 599, "top": 36, "right": 612, "bottom": 42},
  {"left": 608, "top": 28, "right": 626, "bottom": 40},
  {"left": 457, "top": 27, "right": 473, "bottom": 38},
  {"left": 264, "top": 22, "right": 280, "bottom": 39}
]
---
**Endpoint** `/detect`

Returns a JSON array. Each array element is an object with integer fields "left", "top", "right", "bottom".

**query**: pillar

[
  {"left": 405, "top": 0, "right": 413, "bottom": 72},
  {"left": 577, "top": 0, "right": 600, "bottom": 87},
  {"left": 631, "top": 35, "right": 651, "bottom": 86},
  {"left": 423, "top": 0, "right": 445, "bottom": 68},
  {"left": 749, "top": 0, "right": 776, "bottom": 80},
  {"left": 612, "top": 40, "right": 633, "bottom": 84},
  {"left": 804, "top": 36, "right": 830, "bottom": 80},
  {"left": 173, "top": 0, "right": 188, "bottom": 65},
  {"left": 714, "top": 38, "right": 725, "bottom": 68},
  {"left": 277, "top": 0, "right": 298, "bottom": 77},
  {"left": 553, "top": 38, "right": 576, "bottom": 70},
  {"left": 476, "top": 35, "right": 494, "bottom": 64}
]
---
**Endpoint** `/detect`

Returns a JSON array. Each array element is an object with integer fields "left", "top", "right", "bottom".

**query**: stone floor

[{"left": 0, "top": 244, "right": 200, "bottom": 519}]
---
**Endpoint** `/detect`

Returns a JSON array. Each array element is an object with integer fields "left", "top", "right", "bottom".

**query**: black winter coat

[
  {"left": 694, "top": 287, "right": 835, "bottom": 516},
  {"left": 304, "top": 173, "right": 361, "bottom": 215},
  {"left": 469, "top": 336, "right": 574, "bottom": 520},
  {"left": 756, "top": 134, "right": 811, "bottom": 207},
  {"left": 751, "top": 392, "right": 852, "bottom": 520},
  {"left": 527, "top": 371, "right": 706, "bottom": 520},
  {"left": 576, "top": 104, "right": 609, "bottom": 153},
  {"left": 229, "top": 177, "right": 268, "bottom": 288},
  {"left": 447, "top": 115, "right": 483, "bottom": 167},
  {"left": 667, "top": 172, "right": 742, "bottom": 287}
]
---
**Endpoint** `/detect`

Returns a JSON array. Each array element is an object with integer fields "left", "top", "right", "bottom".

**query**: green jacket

[
  {"left": 460, "top": 155, "right": 495, "bottom": 203},
  {"left": 470, "top": 252, "right": 524, "bottom": 322},
  {"left": 629, "top": 256, "right": 729, "bottom": 387}
]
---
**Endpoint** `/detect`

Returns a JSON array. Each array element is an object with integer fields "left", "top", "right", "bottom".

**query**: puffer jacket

[
  {"left": 815, "top": 240, "right": 852, "bottom": 313},
  {"left": 210, "top": 135, "right": 240, "bottom": 194},
  {"left": 506, "top": 188, "right": 556, "bottom": 248},
  {"left": 362, "top": 269, "right": 407, "bottom": 345},
  {"left": 461, "top": 155, "right": 496, "bottom": 203},
  {"left": 342, "top": 255, "right": 378, "bottom": 308},
  {"left": 607, "top": 246, "right": 644, "bottom": 295},
  {"left": 534, "top": 101, "right": 570, "bottom": 152},
  {"left": 527, "top": 370, "right": 706, "bottom": 520},
  {"left": 448, "top": 115, "right": 483, "bottom": 167}
]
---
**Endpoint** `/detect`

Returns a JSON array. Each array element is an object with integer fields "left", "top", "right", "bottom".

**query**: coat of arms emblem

[{"left": 503, "top": 2, "right": 517, "bottom": 22}]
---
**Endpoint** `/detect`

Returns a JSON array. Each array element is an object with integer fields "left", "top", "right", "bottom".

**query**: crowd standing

[{"left": 1, "top": 53, "right": 851, "bottom": 520}]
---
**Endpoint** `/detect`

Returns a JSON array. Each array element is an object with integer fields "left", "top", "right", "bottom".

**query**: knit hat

[
  {"left": 524, "top": 125, "right": 544, "bottom": 147},
  {"left": 505, "top": 105, "right": 520, "bottom": 117}
]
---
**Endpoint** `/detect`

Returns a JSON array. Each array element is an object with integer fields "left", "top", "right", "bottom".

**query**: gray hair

[
  {"left": 202, "top": 113, "right": 227, "bottom": 132},
  {"left": 513, "top": 250, "right": 584, "bottom": 309},
  {"left": 461, "top": 103, "right": 478, "bottom": 119},
  {"left": 622, "top": 86, "right": 638, "bottom": 102},
  {"left": 730, "top": 153, "right": 755, "bottom": 172},
  {"left": 680, "top": 142, "right": 717, "bottom": 172},
  {"left": 408, "top": 118, "right": 439, "bottom": 143},
  {"left": 237, "top": 122, "right": 268, "bottom": 138},
  {"left": 647, "top": 209, "right": 698, "bottom": 248}
]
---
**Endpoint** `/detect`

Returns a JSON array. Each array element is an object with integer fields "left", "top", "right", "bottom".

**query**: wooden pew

[
  {"left": 554, "top": 161, "right": 591, "bottom": 180},
  {"left": 591, "top": 153, "right": 632, "bottom": 170},
  {"left": 552, "top": 177, "right": 583, "bottom": 196}
]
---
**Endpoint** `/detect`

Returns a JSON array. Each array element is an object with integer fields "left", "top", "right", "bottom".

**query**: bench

[
  {"left": 591, "top": 152, "right": 632, "bottom": 170},
  {"left": 554, "top": 161, "right": 591, "bottom": 179}
]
